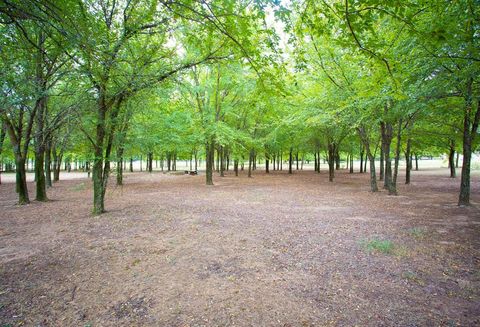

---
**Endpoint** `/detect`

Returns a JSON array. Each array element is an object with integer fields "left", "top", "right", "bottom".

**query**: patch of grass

[
  {"left": 71, "top": 182, "right": 86, "bottom": 191},
  {"left": 408, "top": 227, "right": 427, "bottom": 239},
  {"left": 362, "top": 238, "right": 394, "bottom": 254}
]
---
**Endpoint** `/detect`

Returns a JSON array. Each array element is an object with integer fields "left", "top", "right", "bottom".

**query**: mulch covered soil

[{"left": 0, "top": 168, "right": 479, "bottom": 326}]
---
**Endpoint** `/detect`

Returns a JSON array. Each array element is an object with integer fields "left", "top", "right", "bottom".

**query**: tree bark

[
  {"left": 220, "top": 146, "right": 225, "bottom": 177},
  {"left": 288, "top": 147, "right": 293, "bottom": 174},
  {"left": 248, "top": 149, "right": 254, "bottom": 177},
  {"left": 205, "top": 140, "right": 214, "bottom": 185},
  {"left": 448, "top": 145, "right": 456, "bottom": 178},
  {"left": 349, "top": 151, "right": 353, "bottom": 173},
  {"left": 335, "top": 148, "right": 340, "bottom": 170},
  {"left": 359, "top": 143, "right": 364, "bottom": 173},
  {"left": 15, "top": 156, "right": 29, "bottom": 204},
  {"left": 391, "top": 119, "right": 403, "bottom": 195},
  {"left": 116, "top": 147, "right": 124, "bottom": 185},
  {"left": 381, "top": 121, "right": 394, "bottom": 192},
  {"left": 357, "top": 126, "right": 378, "bottom": 192},
  {"left": 265, "top": 152, "right": 270, "bottom": 173},
  {"left": 33, "top": 30, "right": 47, "bottom": 201},
  {"left": 45, "top": 138, "right": 52, "bottom": 187},
  {"left": 327, "top": 142, "right": 336, "bottom": 182},
  {"left": 458, "top": 94, "right": 479, "bottom": 205},
  {"left": 405, "top": 138, "right": 411, "bottom": 184},
  {"left": 379, "top": 142, "right": 384, "bottom": 181}
]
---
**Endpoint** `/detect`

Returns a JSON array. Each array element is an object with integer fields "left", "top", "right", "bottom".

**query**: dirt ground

[{"left": 0, "top": 167, "right": 479, "bottom": 326}]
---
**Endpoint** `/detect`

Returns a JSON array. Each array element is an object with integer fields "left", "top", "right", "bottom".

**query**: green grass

[
  {"left": 408, "top": 227, "right": 427, "bottom": 239},
  {"left": 70, "top": 182, "right": 86, "bottom": 191},
  {"left": 362, "top": 238, "right": 394, "bottom": 254}
]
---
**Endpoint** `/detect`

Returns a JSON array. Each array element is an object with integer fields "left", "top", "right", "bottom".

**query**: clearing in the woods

[{"left": 0, "top": 167, "right": 479, "bottom": 326}]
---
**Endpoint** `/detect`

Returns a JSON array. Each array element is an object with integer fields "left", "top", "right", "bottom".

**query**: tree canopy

[{"left": 0, "top": 0, "right": 478, "bottom": 212}]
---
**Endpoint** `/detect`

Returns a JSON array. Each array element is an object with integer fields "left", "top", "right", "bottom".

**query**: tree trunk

[
  {"left": 405, "top": 138, "right": 411, "bottom": 184},
  {"left": 117, "top": 147, "right": 124, "bottom": 185},
  {"left": 44, "top": 139, "right": 52, "bottom": 187},
  {"left": 363, "top": 152, "right": 367, "bottom": 173},
  {"left": 391, "top": 119, "right": 403, "bottom": 195},
  {"left": 33, "top": 30, "right": 47, "bottom": 201},
  {"left": 357, "top": 127, "right": 378, "bottom": 192},
  {"left": 359, "top": 143, "right": 364, "bottom": 173},
  {"left": 448, "top": 140, "right": 456, "bottom": 178},
  {"left": 349, "top": 151, "right": 353, "bottom": 173},
  {"left": 148, "top": 152, "right": 153, "bottom": 173},
  {"left": 248, "top": 149, "right": 254, "bottom": 177},
  {"left": 327, "top": 143, "right": 335, "bottom": 182},
  {"left": 220, "top": 146, "right": 225, "bottom": 177},
  {"left": 205, "top": 140, "right": 214, "bottom": 185},
  {"left": 458, "top": 95, "right": 479, "bottom": 205},
  {"left": 316, "top": 151, "right": 320, "bottom": 173},
  {"left": 335, "top": 148, "right": 340, "bottom": 170},
  {"left": 234, "top": 159, "right": 239, "bottom": 176},
  {"left": 15, "top": 155, "right": 29, "bottom": 204},
  {"left": 379, "top": 143, "right": 384, "bottom": 181},
  {"left": 288, "top": 147, "right": 293, "bottom": 174},
  {"left": 381, "top": 121, "right": 394, "bottom": 192}
]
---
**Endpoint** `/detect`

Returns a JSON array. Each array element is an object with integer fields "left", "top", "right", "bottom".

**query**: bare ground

[{"left": 0, "top": 168, "right": 479, "bottom": 326}]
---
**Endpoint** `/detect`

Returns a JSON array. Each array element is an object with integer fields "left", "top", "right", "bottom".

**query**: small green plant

[
  {"left": 408, "top": 227, "right": 427, "bottom": 239},
  {"left": 362, "top": 238, "right": 394, "bottom": 254}
]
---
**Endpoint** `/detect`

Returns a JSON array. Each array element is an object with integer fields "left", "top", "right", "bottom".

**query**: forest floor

[{"left": 0, "top": 168, "right": 479, "bottom": 326}]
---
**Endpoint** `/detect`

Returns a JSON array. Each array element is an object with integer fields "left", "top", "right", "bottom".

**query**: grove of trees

[{"left": 0, "top": 0, "right": 478, "bottom": 213}]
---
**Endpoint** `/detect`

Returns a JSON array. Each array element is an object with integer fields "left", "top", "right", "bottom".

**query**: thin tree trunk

[
  {"left": 288, "top": 147, "right": 293, "bottom": 174},
  {"left": 220, "top": 146, "right": 225, "bottom": 177},
  {"left": 44, "top": 138, "right": 52, "bottom": 187},
  {"left": 327, "top": 143, "right": 335, "bottom": 182},
  {"left": 448, "top": 140, "right": 456, "bottom": 178},
  {"left": 206, "top": 140, "right": 214, "bottom": 185},
  {"left": 116, "top": 147, "right": 124, "bottom": 185},
  {"left": 379, "top": 143, "right": 384, "bottom": 181},
  {"left": 15, "top": 156, "right": 29, "bottom": 204},
  {"left": 349, "top": 151, "right": 353, "bottom": 173},
  {"left": 405, "top": 138, "right": 411, "bottom": 184},
  {"left": 335, "top": 148, "right": 340, "bottom": 170},
  {"left": 381, "top": 121, "right": 394, "bottom": 192},
  {"left": 359, "top": 143, "right": 364, "bottom": 173},
  {"left": 357, "top": 127, "right": 378, "bottom": 192},
  {"left": 391, "top": 119, "right": 403, "bottom": 195},
  {"left": 248, "top": 149, "right": 254, "bottom": 177},
  {"left": 458, "top": 95, "right": 479, "bottom": 205}
]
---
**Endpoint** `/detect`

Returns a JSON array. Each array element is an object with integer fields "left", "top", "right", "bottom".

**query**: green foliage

[{"left": 362, "top": 238, "right": 395, "bottom": 254}]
